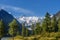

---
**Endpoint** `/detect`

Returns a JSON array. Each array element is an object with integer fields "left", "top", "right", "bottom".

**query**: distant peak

[
  {"left": 0, "top": 9, "right": 11, "bottom": 15},
  {"left": 57, "top": 11, "right": 60, "bottom": 13},
  {"left": 55, "top": 11, "right": 60, "bottom": 16},
  {"left": 0, "top": 9, "right": 5, "bottom": 11},
  {"left": 0, "top": 8, "right": 1, "bottom": 10}
]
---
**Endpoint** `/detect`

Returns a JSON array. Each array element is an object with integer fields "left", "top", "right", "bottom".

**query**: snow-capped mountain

[{"left": 18, "top": 16, "right": 42, "bottom": 26}]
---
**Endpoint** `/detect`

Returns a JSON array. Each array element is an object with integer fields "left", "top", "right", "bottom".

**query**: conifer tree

[
  {"left": 8, "top": 19, "right": 18, "bottom": 40},
  {"left": 42, "top": 12, "right": 51, "bottom": 32},
  {"left": 42, "top": 20, "right": 47, "bottom": 32},
  {"left": 25, "top": 28, "right": 28, "bottom": 37},
  {"left": 51, "top": 15, "right": 58, "bottom": 32},
  {"left": 0, "top": 19, "right": 5, "bottom": 40},
  {"left": 35, "top": 22, "right": 42, "bottom": 35},
  {"left": 57, "top": 18, "right": 60, "bottom": 32},
  {"left": 22, "top": 23, "right": 25, "bottom": 37},
  {"left": 31, "top": 24, "right": 35, "bottom": 35}
]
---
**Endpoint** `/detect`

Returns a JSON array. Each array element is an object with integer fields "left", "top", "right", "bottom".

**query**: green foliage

[
  {"left": 24, "top": 38, "right": 28, "bottom": 40},
  {"left": 0, "top": 19, "right": 5, "bottom": 40},
  {"left": 42, "top": 20, "right": 47, "bottom": 32},
  {"left": 51, "top": 15, "right": 58, "bottom": 32},
  {"left": 42, "top": 12, "right": 51, "bottom": 32},
  {"left": 31, "top": 24, "right": 35, "bottom": 35},
  {"left": 8, "top": 19, "right": 18, "bottom": 36},
  {"left": 32, "top": 37, "right": 39, "bottom": 40},
  {"left": 22, "top": 23, "right": 25, "bottom": 37},
  {"left": 58, "top": 18, "right": 60, "bottom": 32},
  {"left": 25, "top": 28, "right": 28, "bottom": 36},
  {"left": 35, "top": 22, "right": 42, "bottom": 35}
]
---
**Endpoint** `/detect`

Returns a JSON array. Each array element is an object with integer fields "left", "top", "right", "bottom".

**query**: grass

[{"left": 2, "top": 32, "right": 60, "bottom": 40}]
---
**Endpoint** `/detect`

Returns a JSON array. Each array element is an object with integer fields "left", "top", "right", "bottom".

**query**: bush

[
  {"left": 24, "top": 38, "right": 28, "bottom": 40},
  {"left": 31, "top": 37, "right": 39, "bottom": 40}
]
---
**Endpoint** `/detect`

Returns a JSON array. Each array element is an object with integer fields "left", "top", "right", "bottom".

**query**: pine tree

[
  {"left": 51, "top": 15, "right": 58, "bottom": 32},
  {"left": 25, "top": 28, "right": 28, "bottom": 37},
  {"left": 42, "top": 19, "right": 47, "bottom": 32},
  {"left": 57, "top": 18, "right": 60, "bottom": 32},
  {"left": 22, "top": 23, "right": 29, "bottom": 37},
  {"left": 35, "top": 22, "right": 42, "bottom": 35},
  {"left": 31, "top": 24, "right": 35, "bottom": 35},
  {"left": 22, "top": 23, "right": 25, "bottom": 37},
  {"left": 42, "top": 12, "right": 51, "bottom": 32},
  {"left": 0, "top": 19, "right": 5, "bottom": 40},
  {"left": 8, "top": 19, "right": 18, "bottom": 40}
]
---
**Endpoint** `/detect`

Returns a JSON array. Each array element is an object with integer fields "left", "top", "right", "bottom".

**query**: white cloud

[{"left": 0, "top": 4, "right": 34, "bottom": 14}]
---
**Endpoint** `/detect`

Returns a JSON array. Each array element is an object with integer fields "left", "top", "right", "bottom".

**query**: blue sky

[{"left": 0, "top": 0, "right": 60, "bottom": 18}]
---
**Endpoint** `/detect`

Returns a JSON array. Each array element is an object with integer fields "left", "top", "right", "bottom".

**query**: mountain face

[
  {"left": 0, "top": 9, "right": 32, "bottom": 36},
  {"left": 0, "top": 9, "right": 15, "bottom": 26},
  {"left": 55, "top": 11, "right": 60, "bottom": 19},
  {"left": 0, "top": 9, "right": 35, "bottom": 29},
  {"left": 0, "top": 9, "right": 15, "bottom": 36},
  {"left": 0, "top": 9, "right": 22, "bottom": 36}
]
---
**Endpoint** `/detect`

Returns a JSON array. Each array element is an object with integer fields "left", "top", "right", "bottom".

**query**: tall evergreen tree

[
  {"left": 35, "top": 22, "right": 42, "bottom": 35},
  {"left": 8, "top": 19, "right": 18, "bottom": 40},
  {"left": 51, "top": 15, "right": 58, "bottom": 32},
  {"left": 22, "top": 23, "right": 29, "bottom": 37},
  {"left": 42, "top": 19, "right": 47, "bottom": 32},
  {"left": 42, "top": 12, "right": 51, "bottom": 32},
  {"left": 57, "top": 18, "right": 60, "bottom": 32},
  {"left": 25, "top": 28, "right": 28, "bottom": 37},
  {"left": 0, "top": 19, "right": 5, "bottom": 40},
  {"left": 31, "top": 24, "right": 35, "bottom": 35},
  {"left": 22, "top": 23, "right": 25, "bottom": 37}
]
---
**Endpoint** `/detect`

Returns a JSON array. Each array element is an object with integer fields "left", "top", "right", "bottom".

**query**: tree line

[{"left": 0, "top": 12, "right": 60, "bottom": 40}]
